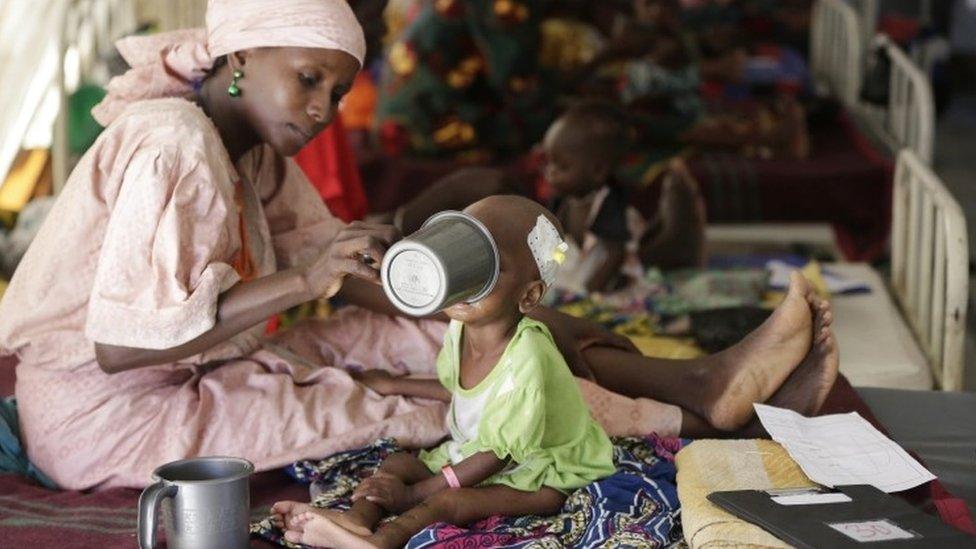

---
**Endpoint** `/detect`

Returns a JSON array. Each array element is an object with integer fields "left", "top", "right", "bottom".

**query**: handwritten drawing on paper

[{"left": 754, "top": 404, "right": 936, "bottom": 493}]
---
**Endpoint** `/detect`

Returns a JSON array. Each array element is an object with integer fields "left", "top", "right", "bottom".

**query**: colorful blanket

[
  {"left": 547, "top": 267, "right": 768, "bottom": 335},
  {"left": 252, "top": 436, "right": 686, "bottom": 548}
]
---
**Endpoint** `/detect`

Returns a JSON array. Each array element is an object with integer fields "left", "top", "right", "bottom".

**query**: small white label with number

[{"left": 828, "top": 519, "right": 917, "bottom": 542}]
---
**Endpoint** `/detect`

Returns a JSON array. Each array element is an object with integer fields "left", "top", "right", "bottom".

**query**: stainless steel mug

[
  {"left": 381, "top": 210, "right": 500, "bottom": 316},
  {"left": 138, "top": 456, "right": 254, "bottom": 549}
]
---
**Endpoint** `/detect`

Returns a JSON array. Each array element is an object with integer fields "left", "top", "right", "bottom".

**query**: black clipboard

[{"left": 707, "top": 484, "right": 974, "bottom": 548}]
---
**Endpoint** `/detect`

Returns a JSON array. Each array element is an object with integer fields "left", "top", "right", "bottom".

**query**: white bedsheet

[{"left": 828, "top": 263, "right": 933, "bottom": 390}]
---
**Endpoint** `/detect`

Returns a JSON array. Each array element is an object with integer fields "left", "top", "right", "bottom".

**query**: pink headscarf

[{"left": 92, "top": 0, "right": 366, "bottom": 126}]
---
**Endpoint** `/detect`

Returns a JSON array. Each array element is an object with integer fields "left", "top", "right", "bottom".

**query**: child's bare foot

[
  {"left": 285, "top": 511, "right": 380, "bottom": 549},
  {"left": 270, "top": 500, "right": 314, "bottom": 530},
  {"left": 701, "top": 272, "right": 816, "bottom": 430}
]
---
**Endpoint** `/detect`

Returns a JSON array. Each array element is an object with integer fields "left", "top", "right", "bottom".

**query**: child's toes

[{"left": 293, "top": 511, "right": 318, "bottom": 528}]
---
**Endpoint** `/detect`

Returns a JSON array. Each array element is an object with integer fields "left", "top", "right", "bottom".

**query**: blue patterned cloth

[
  {"left": 252, "top": 437, "right": 684, "bottom": 548},
  {"left": 0, "top": 397, "right": 56, "bottom": 488}
]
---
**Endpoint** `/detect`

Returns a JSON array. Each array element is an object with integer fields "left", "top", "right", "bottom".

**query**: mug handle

[{"left": 138, "top": 481, "right": 178, "bottom": 549}]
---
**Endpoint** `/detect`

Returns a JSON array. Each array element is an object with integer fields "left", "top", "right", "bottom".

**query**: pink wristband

[{"left": 441, "top": 465, "right": 461, "bottom": 488}]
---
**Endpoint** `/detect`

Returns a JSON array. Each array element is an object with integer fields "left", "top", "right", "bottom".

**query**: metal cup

[
  {"left": 381, "top": 210, "right": 500, "bottom": 316},
  {"left": 138, "top": 456, "right": 254, "bottom": 549}
]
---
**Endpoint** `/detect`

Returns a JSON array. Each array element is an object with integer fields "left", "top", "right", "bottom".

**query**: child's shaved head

[
  {"left": 464, "top": 195, "right": 562, "bottom": 282},
  {"left": 556, "top": 101, "right": 630, "bottom": 164},
  {"left": 542, "top": 100, "right": 630, "bottom": 196}
]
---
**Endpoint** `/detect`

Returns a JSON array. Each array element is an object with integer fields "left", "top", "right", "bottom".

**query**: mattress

[{"left": 828, "top": 262, "right": 933, "bottom": 390}]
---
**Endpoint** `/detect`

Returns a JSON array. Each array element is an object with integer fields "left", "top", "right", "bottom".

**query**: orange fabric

[
  {"left": 295, "top": 113, "right": 368, "bottom": 222},
  {"left": 342, "top": 72, "right": 378, "bottom": 131}
]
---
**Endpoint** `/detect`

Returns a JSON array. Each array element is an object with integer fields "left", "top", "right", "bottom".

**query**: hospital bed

[
  {"left": 663, "top": 0, "right": 908, "bottom": 262},
  {"left": 793, "top": 149, "right": 967, "bottom": 393},
  {"left": 702, "top": 0, "right": 963, "bottom": 392}
]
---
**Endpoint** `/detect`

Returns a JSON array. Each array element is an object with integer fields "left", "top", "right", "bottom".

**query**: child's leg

[
  {"left": 334, "top": 452, "right": 436, "bottom": 535},
  {"left": 290, "top": 485, "right": 566, "bottom": 549},
  {"left": 275, "top": 452, "right": 435, "bottom": 536}
]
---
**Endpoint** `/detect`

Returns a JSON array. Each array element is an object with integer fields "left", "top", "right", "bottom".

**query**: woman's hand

[
  {"left": 352, "top": 472, "right": 414, "bottom": 513},
  {"left": 352, "top": 369, "right": 402, "bottom": 396},
  {"left": 303, "top": 222, "right": 400, "bottom": 299}
]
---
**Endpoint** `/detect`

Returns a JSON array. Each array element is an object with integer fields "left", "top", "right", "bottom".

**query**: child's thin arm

[
  {"left": 407, "top": 451, "right": 507, "bottom": 505},
  {"left": 353, "top": 370, "right": 451, "bottom": 402},
  {"left": 351, "top": 451, "right": 507, "bottom": 513}
]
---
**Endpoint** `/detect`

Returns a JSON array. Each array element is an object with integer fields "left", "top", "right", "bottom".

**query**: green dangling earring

[{"left": 228, "top": 69, "right": 243, "bottom": 97}]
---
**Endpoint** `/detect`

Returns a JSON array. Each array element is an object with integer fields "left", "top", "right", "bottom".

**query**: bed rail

[
  {"left": 853, "top": 0, "right": 878, "bottom": 66},
  {"left": 875, "top": 34, "right": 935, "bottom": 164},
  {"left": 810, "top": 0, "right": 862, "bottom": 108},
  {"left": 890, "top": 150, "right": 968, "bottom": 391}
]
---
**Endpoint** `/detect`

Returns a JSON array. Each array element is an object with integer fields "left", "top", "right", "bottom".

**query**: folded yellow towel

[{"left": 676, "top": 439, "right": 816, "bottom": 548}]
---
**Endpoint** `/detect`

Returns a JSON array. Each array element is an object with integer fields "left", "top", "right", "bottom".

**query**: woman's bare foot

[
  {"left": 738, "top": 300, "right": 840, "bottom": 437},
  {"left": 701, "top": 272, "right": 816, "bottom": 430},
  {"left": 285, "top": 511, "right": 381, "bottom": 549},
  {"left": 765, "top": 297, "right": 839, "bottom": 416}
]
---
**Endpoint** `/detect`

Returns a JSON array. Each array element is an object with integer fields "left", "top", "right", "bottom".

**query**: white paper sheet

[{"left": 754, "top": 404, "right": 936, "bottom": 493}]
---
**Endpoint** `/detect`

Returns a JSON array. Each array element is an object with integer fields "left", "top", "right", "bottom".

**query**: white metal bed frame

[
  {"left": 890, "top": 149, "right": 968, "bottom": 391},
  {"left": 813, "top": 1, "right": 935, "bottom": 164},
  {"left": 871, "top": 33, "right": 935, "bottom": 164},
  {"left": 810, "top": 0, "right": 863, "bottom": 108}
]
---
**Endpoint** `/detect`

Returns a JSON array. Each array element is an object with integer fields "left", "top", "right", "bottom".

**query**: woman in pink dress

[{"left": 0, "top": 0, "right": 837, "bottom": 490}]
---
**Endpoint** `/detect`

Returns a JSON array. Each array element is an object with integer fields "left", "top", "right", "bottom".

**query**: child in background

[
  {"left": 541, "top": 101, "right": 706, "bottom": 292},
  {"left": 381, "top": 101, "right": 708, "bottom": 293},
  {"left": 272, "top": 195, "right": 617, "bottom": 548}
]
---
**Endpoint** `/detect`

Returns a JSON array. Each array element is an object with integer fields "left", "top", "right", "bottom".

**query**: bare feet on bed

[
  {"left": 700, "top": 272, "right": 816, "bottom": 431},
  {"left": 285, "top": 511, "right": 380, "bottom": 548},
  {"left": 765, "top": 296, "right": 839, "bottom": 416},
  {"left": 738, "top": 298, "right": 839, "bottom": 437}
]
